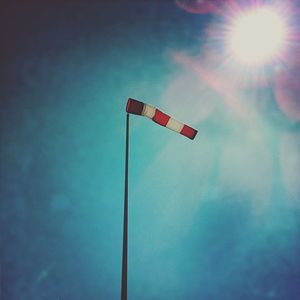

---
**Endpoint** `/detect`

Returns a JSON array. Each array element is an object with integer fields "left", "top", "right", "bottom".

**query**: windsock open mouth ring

[{"left": 126, "top": 98, "right": 198, "bottom": 140}]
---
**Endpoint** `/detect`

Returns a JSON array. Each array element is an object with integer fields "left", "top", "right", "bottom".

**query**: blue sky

[{"left": 1, "top": 1, "right": 300, "bottom": 299}]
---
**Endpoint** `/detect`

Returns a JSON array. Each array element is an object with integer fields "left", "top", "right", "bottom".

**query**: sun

[{"left": 226, "top": 6, "right": 288, "bottom": 66}]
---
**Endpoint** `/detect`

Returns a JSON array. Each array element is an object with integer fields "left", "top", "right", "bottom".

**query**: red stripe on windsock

[
  {"left": 126, "top": 98, "right": 144, "bottom": 115},
  {"left": 153, "top": 109, "right": 170, "bottom": 126},
  {"left": 180, "top": 125, "right": 198, "bottom": 140}
]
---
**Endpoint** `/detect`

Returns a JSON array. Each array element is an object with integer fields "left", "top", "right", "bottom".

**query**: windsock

[{"left": 126, "top": 98, "right": 198, "bottom": 140}]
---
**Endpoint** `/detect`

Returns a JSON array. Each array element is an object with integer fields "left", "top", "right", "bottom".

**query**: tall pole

[{"left": 121, "top": 113, "right": 129, "bottom": 300}]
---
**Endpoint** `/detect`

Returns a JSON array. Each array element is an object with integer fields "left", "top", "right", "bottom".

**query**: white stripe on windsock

[
  {"left": 142, "top": 104, "right": 156, "bottom": 119},
  {"left": 166, "top": 117, "right": 184, "bottom": 133}
]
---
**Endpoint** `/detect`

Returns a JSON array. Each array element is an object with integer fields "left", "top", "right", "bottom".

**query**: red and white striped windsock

[{"left": 126, "top": 98, "right": 198, "bottom": 140}]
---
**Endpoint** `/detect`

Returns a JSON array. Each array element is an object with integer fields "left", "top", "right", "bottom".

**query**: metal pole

[{"left": 121, "top": 113, "right": 129, "bottom": 300}]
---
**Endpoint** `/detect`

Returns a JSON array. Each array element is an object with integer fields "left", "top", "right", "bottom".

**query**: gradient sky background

[{"left": 1, "top": 1, "right": 300, "bottom": 299}]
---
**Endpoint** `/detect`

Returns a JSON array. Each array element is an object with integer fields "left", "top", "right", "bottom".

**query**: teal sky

[{"left": 1, "top": 1, "right": 300, "bottom": 299}]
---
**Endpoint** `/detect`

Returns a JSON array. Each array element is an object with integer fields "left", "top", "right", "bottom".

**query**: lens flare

[{"left": 227, "top": 7, "right": 288, "bottom": 65}]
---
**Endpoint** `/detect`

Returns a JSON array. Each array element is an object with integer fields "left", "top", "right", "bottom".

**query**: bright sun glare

[{"left": 228, "top": 7, "right": 288, "bottom": 65}]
